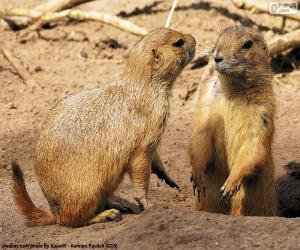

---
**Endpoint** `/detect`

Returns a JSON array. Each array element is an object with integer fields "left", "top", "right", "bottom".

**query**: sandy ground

[{"left": 0, "top": 0, "right": 300, "bottom": 249}]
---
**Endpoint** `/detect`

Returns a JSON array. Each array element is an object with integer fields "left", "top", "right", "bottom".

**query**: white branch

[
  {"left": 165, "top": 0, "right": 179, "bottom": 28},
  {"left": 231, "top": 0, "right": 300, "bottom": 22},
  {"left": 1, "top": 8, "right": 147, "bottom": 36},
  {"left": 268, "top": 29, "right": 300, "bottom": 57}
]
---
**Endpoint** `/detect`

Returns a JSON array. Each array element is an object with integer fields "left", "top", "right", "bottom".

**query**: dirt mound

[{"left": 107, "top": 206, "right": 300, "bottom": 250}]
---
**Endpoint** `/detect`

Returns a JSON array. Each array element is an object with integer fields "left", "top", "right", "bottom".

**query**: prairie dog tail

[{"left": 11, "top": 161, "right": 54, "bottom": 226}]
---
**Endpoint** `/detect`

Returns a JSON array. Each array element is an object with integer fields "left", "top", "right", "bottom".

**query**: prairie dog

[
  {"left": 12, "top": 28, "right": 196, "bottom": 227},
  {"left": 189, "top": 25, "right": 277, "bottom": 216}
]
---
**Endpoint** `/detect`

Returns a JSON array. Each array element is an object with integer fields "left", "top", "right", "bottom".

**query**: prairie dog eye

[
  {"left": 172, "top": 39, "right": 185, "bottom": 48},
  {"left": 243, "top": 40, "right": 253, "bottom": 49}
]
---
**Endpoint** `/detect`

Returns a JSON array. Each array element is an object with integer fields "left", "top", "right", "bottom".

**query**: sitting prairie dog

[
  {"left": 12, "top": 28, "right": 196, "bottom": 227},
  {"left": 189, "top": 25, "right": 277, "bottom": 216}
]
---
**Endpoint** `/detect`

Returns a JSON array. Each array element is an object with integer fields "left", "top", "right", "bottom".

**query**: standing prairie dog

[
  {"left": 189, "top": 25, "right": 277, "bottom": 216},
  {"left": 12, "top": 28, "right": 196, "bottom": 227}
]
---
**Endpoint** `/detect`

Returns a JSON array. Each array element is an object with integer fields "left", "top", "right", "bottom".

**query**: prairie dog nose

[{"left": 184, "top": 34, "right": 196, "bottom": 47}]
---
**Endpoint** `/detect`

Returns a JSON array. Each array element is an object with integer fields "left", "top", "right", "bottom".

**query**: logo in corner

[{"left": 269, "top": 1, "right": 298, "bottom": 15}]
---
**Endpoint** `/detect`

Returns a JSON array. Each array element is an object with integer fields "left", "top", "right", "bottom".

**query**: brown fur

[
  {"left": 189, "top": 25, "right": 277, "bottom": 216},
  {"left": 12, "top": 28, "right": 196, "bottom": 227}
]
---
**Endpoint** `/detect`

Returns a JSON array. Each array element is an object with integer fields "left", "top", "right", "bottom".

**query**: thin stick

[
  {"left": 231, "top": 0, "right": 300, "bottom": 22},
  {"left": 0, "top": 43, "right": 34, "bottom": 84},
  {"left": 34, "top": 0, "right": 92, "bottom": 13},
  {"left": 1, "top": 8, "right": 147, "bottom": 36},
  {"left": 0, "top": 0, "right": 93, "bottom": 28},
  {"left": 0, "top": 8, "right": 42, "bottom": 19},
  {"left": 165, "top": 0, "right": 178, "bottom": 28},
  {"left": 268, "top": 29, "right": 300, "bottom": 57}
]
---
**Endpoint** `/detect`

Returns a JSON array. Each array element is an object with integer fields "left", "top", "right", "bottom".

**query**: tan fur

[
  {"left": 12, "top": 28, "right": 196, "bottom": 227},
  {"left": 189, "top": 26, "right": 277, "bottom": 216}
]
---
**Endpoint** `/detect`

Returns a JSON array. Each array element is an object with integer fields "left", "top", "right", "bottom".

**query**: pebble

[
  {"left": 8, "top": 102, "right": 17, "bottom": 109},
  {"left": 80, "top": 51, "right": 88, "bottom": 59},
  {"left": 34, "top": 66, "right": 44, "bottom": 72},
  {"left": 68, "top": 31, "right": 88, "bottom": 42}
]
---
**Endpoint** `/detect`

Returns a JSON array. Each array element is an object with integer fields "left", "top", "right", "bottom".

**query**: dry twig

[
  {"left": 0, "top": 0, "right": 93, "bottom": 27},
  {"left": 231, "top": 0, "right": 300, "bottom": 22},
  {"left": 1, "top": 8, "right": 147, "bottom": 36},
  {"left": 34, "top": 0, "right": 93, "bottom": 13},
  {"left": 268, "top": 29, "right": 300, "bottom": 57},
  {"left": 0, "top": 43, "right": 35, "bottom": 84},
  {"left": 165, "top": 0, "right": 179, "bottom": 28}
]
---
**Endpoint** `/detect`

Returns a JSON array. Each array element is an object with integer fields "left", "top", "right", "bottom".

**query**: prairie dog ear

[{"left": 152, "top": 49, "right": 163, "bottom": 69}]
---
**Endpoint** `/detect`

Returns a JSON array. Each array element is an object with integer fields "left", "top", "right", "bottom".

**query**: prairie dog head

[
  {"left": 124, "top": 28, "right": 196, "bottom": 84},
  {"left": 213, "top": 26, "right": 270, "bottom": 81}
]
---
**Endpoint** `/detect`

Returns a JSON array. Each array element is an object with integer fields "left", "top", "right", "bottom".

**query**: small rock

[
  {"left": 0, "top": 19, "right": 10, "bottom": 30},
  {"left": 8, "top": 102, "right": 17, "bottom": 109},
  {"left": 68, "top": 31, "right": 88, "bottom": 42},
  {"left": 93, "top": 41, "right": 106, "bottom": 50},
  {"left": 102, "top": 38, "right": 125, "bottom": 49},
  {"left": 80, "top": 51, "right": 88, "bottom": 59},
  {"left": 102, "top": 52, "right": 113, "bottom": 59},
  {"left": 34, "top": 66, "right": 43, "bottom": 72}
]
